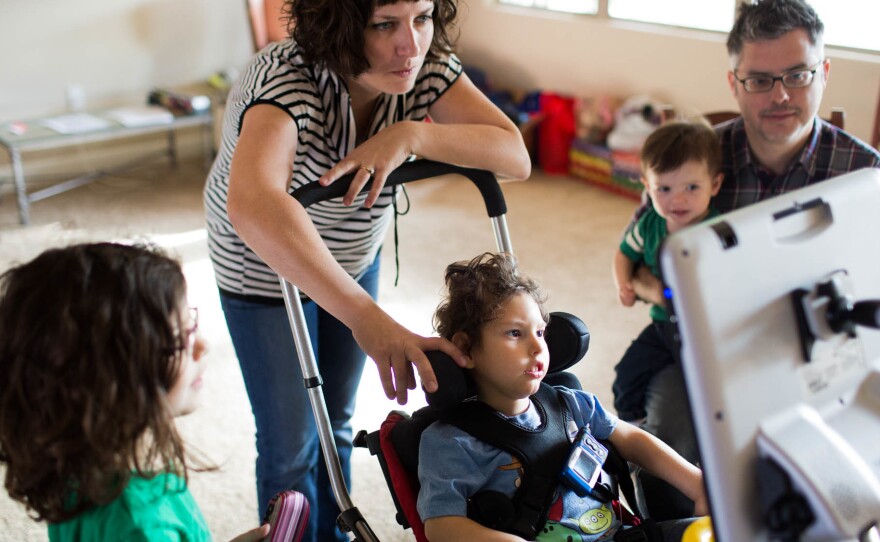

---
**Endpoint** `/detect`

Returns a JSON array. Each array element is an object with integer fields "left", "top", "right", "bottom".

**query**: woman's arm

[
  {"left": 320, "top": 72, "right": 532, "bottom": 207},
  {"left": 415, "top": 71, "right": 531, "bottom": 179},
  {"left": 226, "top": 104, "right": 467, "bottom": 404},
  {"left": 424, "top": 516, "right": 527, "bottom": 542},
  {"left": 607, "top": 422, "right": 708, "bottom": 515}
]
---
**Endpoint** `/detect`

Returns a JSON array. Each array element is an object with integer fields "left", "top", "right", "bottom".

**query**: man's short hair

[
  {"left": 640, "top": 120, "right": 722, "bottom": 177},
  {"left": 727, "top": 0, "right": 824, "bottom": 58}
]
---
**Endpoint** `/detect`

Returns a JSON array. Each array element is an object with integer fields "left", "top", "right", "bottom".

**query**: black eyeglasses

[
  {"left": 734, "top": 61, "right": 823, "bottom": 93},
  {"left": 165, "top": 307, "right": 199, "bottom": 355}
]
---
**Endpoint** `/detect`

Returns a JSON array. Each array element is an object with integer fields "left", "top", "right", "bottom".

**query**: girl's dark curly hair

[
  {"left": 285, "top": 0, "right": 459, "bottom": 77},
  {"left": 434, "top": 252, "right": 548, "bottom": 350},
  {"left": 0, "top": 242, "right": 192, "bottom": 523}
]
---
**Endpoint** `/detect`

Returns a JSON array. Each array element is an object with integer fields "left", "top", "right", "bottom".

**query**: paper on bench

[
  {"left": 106, "top": 106, "right": 174, "bottom": 128},
  {"left": 41, "top": 113, "right": 112, "bottom": 134}
]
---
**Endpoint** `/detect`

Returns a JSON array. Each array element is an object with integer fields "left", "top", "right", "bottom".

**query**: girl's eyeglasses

[{"left": 164, "top": 307, "right": 199, "bottom": 356}]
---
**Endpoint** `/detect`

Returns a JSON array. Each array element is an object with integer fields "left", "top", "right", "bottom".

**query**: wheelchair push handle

[{"left": 290, "top": 159, "right": 508, "bottom": 218}]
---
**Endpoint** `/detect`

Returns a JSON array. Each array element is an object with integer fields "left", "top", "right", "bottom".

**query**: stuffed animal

[
  {"left": 574, "top": 95, "right": 618, "bottom": 145},
  {"left": 606, "top": 95, "right": 664, "bottom": 152}
]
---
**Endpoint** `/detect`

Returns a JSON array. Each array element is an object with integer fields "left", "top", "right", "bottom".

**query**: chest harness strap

[{"left": 439, "top": 383, "right": 573, "bottom": 540}]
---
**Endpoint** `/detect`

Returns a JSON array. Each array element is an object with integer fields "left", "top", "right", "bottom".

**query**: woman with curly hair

[
  {"left": 203, "top": 1, "right": 530, "bottom": 539},
  {"left": 0, "top": 243, "right": 269, "bottom": 541}
]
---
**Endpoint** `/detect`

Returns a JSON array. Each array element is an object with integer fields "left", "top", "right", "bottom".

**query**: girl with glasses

[{"left": 0, "top": 243, "right": 269, "bottom": 542}]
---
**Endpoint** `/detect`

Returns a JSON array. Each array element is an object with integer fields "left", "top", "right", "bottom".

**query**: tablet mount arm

[{"left": 792, "top": 270, "right": 880, "bottom": 362}]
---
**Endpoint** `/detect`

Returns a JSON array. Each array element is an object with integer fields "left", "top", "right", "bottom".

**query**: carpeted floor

[{"left": 0, "top": 157, "right": 649, "bottom": 541}]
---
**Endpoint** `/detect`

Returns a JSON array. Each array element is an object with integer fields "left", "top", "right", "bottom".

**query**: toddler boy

[{"left": 611, "top": 120, "right": 723, "bottom": 423}]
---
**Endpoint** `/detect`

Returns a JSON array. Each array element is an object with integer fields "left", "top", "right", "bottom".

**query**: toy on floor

[{"left": 607, "top": 95, "right": 664, "bottom": 153}]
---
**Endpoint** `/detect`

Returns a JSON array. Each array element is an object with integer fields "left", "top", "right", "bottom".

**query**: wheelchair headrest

[{"left": 424, "top": 311, "right": 590, "bottom": 410}]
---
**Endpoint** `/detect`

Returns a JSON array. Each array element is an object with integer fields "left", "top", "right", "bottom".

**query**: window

[
  {"left": 811, "top": 0, "right": 880, "bottom": 52},
  {"left": 498, "top": 0, "right": 597, "bottom": 15},
  {"left": 497, "top": 0, "right": 880, "bottom": 53},
  {"left": 608, "top": 0, "right": 733, "bottom": 32}
]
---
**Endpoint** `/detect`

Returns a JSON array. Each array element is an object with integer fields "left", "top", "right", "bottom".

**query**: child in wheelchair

[{"left": 416, "top": 252, "right": 707, "bottom": 541}]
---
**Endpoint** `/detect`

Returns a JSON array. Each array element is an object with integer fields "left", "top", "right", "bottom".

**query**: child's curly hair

[
  {"left": 434, "top": 252, "right": 548, "bottom": 350},
  {"left": 0, "top": 243, "right": 192, "bottom": 523}
]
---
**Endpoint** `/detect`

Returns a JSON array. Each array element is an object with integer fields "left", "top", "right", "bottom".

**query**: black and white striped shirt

[{"left": 204, "top": 40, "right": 462, "bottom": 298}]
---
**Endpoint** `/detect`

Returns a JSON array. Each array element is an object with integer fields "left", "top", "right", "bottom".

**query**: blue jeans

[
  {"left": 612, "top": 321, "right": 679, "bottom": 422},
  {"left": 219, "top": 256, "right": 380, "bottom": 542}
]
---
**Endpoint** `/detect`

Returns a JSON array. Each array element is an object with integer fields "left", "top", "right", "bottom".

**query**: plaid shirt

[{"left": 713, "top": 117, "right": 880, "bottom": 212}]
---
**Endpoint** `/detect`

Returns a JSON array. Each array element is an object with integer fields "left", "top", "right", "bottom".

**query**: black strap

[
  {"left": 440, "top": 384, "right": 572, "bottom": 539},
  {"left": 614, "top": 519, "right": 662, "bottom": 542},
  {"left": 391, "top": 184, "right": 410, "bottom": 287},
  {"left": 602, "top": 440, "right": 641, "bottom": 519}
]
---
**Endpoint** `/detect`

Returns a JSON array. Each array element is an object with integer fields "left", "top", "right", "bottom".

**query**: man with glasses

[
  {"left": 617, "top": 0, "right": 880, "bottom": 520},
  {"left": 717, "top": 0, "right": 880, "bottom": 212}
]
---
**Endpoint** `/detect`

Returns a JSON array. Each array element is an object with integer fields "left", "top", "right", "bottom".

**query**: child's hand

[
  {"left": 618, "top": 283, "right": 636, "bottom": 307},
  {"left": 229, "top": 523, "right": 270, "bottom": 542},
  {"left": 693, "top": 488, "right": 709, "bottom": 517}
]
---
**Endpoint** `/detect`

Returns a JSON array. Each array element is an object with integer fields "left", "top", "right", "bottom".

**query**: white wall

[
  {"left": 0, "top": 0, "right": 253, "bottom": 121},
  {"left": 456, "top": 1, "right": 880, "bottom": 143},
  {"left": 0, "top": 0, "right": 255, "bottom": 177},
  {"left": 0, "top": 0, "right": 877, "bottom": 169}
]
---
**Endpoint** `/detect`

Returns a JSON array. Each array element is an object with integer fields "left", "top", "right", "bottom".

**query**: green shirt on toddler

[{"left": 620, "top": 206, "right": 720, "bottom": 321}]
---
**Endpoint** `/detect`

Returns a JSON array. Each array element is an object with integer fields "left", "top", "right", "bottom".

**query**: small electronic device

[
  {"left": 560, "top": 426, "right": 611, "bottom": 500},
  {"left": 261, "top": 490, "right": 310, "bottom": 542}
]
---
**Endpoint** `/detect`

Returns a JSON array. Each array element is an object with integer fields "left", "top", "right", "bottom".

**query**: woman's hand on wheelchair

[
  {"left": 318, "top": 122, "right": 417, "bottom": 208},
  {"left": 352, "top": 305, "right": 468, "bottom": 405}
]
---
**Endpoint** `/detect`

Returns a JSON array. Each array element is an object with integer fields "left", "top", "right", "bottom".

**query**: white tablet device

[{"left": 660, "top": 168, "right": 880, "bottom": 542}]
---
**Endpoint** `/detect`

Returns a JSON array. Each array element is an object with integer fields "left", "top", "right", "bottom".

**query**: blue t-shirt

[{"left": 417, "top": 388, "right": 623, "bottom": 541}]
